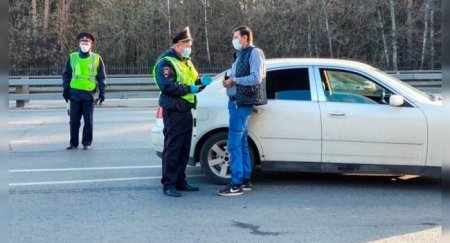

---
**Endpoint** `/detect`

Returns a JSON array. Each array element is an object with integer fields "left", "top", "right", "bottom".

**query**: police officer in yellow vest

[
  {"left": 62, "top": 32, "right": 106, "bottom": 150},
  {"left": 153, "top": 27, "right": 213, "bottom": 197}
]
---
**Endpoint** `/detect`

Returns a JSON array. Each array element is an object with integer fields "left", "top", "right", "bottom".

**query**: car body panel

[
  {"left": 250, "top": 99, "right": 322, "bottom": 162},
  {"left": 310, "top": 65, "right": 428, "bottom": 166},
  {"left": 319, "top": 101, "right": 427, "bottom": 165},
  {"left": 416, "top": 103, "right": 448, "bottom": 167}
]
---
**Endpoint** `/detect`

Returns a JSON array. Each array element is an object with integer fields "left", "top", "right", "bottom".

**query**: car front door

[
  {"left": 314, "top": 67, "right": 427, "bottom": 166},
  {"left": 250, "top": 66, "right": 322, "bottom": 163}
]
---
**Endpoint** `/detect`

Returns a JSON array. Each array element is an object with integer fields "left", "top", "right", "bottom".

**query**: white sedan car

[{"left": 151, "top": 58, "right": 444, "bottom": 184}]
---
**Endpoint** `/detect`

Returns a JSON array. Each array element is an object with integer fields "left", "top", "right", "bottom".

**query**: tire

[{"left": 200, "top": 131, "right": 256, "bottom": 185}]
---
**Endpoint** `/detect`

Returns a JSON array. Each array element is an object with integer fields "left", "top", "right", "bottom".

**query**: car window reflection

[{"left": 266, "top": 68, "right": 311, "bottom": 101}]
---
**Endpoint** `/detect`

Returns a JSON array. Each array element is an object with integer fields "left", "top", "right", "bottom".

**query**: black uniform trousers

[
  {"left": 69, "top": 100, "right": 94, "bottom": 147},
  {"left": 161, "top": 109, "right": 193, "bottom": 191}
]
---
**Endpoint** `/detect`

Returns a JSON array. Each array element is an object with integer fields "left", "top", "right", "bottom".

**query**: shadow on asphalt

[{"left": 251, "top": 171, "right": 440, "bottom": 188}]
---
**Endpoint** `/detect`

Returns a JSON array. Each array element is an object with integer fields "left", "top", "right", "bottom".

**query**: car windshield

[{"left": 373, "top": 69, "right": 439, "bottom": 102}]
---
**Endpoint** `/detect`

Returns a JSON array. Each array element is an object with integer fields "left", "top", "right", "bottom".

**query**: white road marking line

[
  {"left": 9, "top": 165, "right": 163, "bottom": 173},
  {"left": 10, "top": 140, "right": 31, "bottom": 144},
  {"left": 9, "top": 174, "right": 204, "bottom": 187},
  {"left": 9, "top": 121, "right": 41, "bottom": 125}
]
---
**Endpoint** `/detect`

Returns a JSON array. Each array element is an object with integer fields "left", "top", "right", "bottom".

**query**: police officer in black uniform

[
  {"left": 153, "top": 27, "right": 213, "bottom": 197},
  {"left": 63, "top": 32, "right": 106, "bottom": 150}
]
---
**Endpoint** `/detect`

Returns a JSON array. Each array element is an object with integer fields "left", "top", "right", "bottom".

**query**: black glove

[
  {"left": 63, "top": 89, "right": 70, "bottom": 102},
  {"left": 99, "top": 93, "right": 105, "bottom": 105}
]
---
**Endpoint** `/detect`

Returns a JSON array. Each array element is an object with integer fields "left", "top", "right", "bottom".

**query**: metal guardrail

[
  {"left": 9, "top": 75, "right": 154, "bottom": 85},
  {"left": 9, "top": 75, "right": 157, "bottom": 107},
  {"left": 8, "top": 92, "right": 160, "bottom": 101},
  {"left": 8, "top": 71, "right": 442, "bottom": 107},
  {"left": 386, "top": 70, "right": 442, "bottom": 81}
]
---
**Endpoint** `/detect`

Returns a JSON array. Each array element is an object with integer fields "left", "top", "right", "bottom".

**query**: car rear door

[
  {"left": 250, "top": 66, "right": 322, "bottom": 163},
  {"left": 313, "top": 66, "right": 427, "bottom": 166}
]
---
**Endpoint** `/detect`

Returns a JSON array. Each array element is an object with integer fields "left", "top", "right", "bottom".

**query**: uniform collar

[{"left": 78, "top": 50, "right": 91, "bottom": 58}]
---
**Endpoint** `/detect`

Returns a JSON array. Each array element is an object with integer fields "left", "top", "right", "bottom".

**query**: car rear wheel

[{"left": 200, "top": 131, "right": 256, "bottom": 185}]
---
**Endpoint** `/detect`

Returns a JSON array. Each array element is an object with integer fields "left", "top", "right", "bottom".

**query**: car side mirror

[{"left": 389, "top": 95, "right": 404, "bottom": 107}]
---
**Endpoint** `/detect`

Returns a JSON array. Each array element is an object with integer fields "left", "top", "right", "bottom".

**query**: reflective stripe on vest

[
  {"left": 152, "top": 56, "right": 198, "bottom": 104},
  {"left": 70, "top": 52, "right": 100, "bottom": 91}
]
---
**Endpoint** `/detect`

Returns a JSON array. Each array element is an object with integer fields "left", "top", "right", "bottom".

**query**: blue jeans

[{"left": 228, "top": 100, "right": 253, "bottom": 185}]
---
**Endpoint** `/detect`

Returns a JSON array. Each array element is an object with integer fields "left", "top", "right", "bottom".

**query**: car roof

[{"left": 265, "top": 58, "right": 377, "bottom": 71}]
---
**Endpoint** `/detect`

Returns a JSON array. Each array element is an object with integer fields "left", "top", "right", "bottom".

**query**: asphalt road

[{"left": 9, "top": 107, "right": 441, "bottom": 243}]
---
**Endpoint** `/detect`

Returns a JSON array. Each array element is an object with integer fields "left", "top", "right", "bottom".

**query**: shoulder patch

[{"left": 163, "top": 66, "right": 170, "bottom": 78}]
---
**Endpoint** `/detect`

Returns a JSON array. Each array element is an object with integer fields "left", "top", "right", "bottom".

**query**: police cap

[
  {"left": 77, "top": 32, "right": 95, "bottom": 43},
  {"left": 172, "top": 27, "right": 193, "bottom": 44}
]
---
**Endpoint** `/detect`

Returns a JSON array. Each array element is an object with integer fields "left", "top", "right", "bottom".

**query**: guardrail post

[{"left": 16, "top": 77, "right": 30, "bottom": 108}]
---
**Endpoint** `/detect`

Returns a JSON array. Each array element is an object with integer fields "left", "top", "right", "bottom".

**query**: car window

[
  {"left": 266, "top": 68, "right": 310, "bottom": 101},
  {"left": 373, "top": 69, "right": 436, "bottom": 102},
  {"left": 320, "top": 69, "right": 393, "bottom": 105}
]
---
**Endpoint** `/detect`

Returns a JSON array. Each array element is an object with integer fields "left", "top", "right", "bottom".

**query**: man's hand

[
  {"left": 63, "top": 89, "right": 70, "bottom": 102},
  {"left": 222, "top": 78, "right": 235, "bottom": 88},
  {"left": 99, "top": 93, "right": 105, "bottom": 105}
]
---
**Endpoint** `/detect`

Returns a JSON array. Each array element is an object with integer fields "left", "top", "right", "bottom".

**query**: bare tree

[
  {"left": 31, "top": 0, "right": 38, "bottom": 38},
  {"left": 57, "top": 0, "right": 71, "bottom": 58},
  {"left": 429, "top": 0, "right": 435, "bottom": 69},
  {"left": 405, "top": 0, "right": 413, "bottom": 67},
  {"left": 377, "top": 5, "right": 389, "bottom": 68},
  {"left": 147, "top": 0, "right": 171, "bottom": 45},
  {"left": 43, "top": 0, "right": 50, "bottom": 32},
  {"left": 307, "top": 13, "right": 313, "bottom": 57},
  {"left": 388, "top": 0, "right": 398, "bottom": 70},
  {"left": 306, "top": 0, "right": 312, "bottom": 57},
  {"left": 199, "top": 0, "right": 211, "bottom": 65},
  {"left": 167, "top": 0, "right": 171, "bottom": 42},
  {"left": 420, "top": 0, "right": 430, "bottom": 70},
  {"left": 322, "top": 0, "right": 333, "bottom": 58}
]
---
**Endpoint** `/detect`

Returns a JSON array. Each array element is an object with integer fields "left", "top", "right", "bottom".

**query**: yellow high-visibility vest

[
  {"left": 69, "top": 52, "right": 100, "bottom": 91},
  {"left": 153, "top": 56, "right": 198, "bottom": 104}
]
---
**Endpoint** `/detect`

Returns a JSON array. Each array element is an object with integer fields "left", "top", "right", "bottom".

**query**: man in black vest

[{"left": 218, "top": 26, "right": 266, "bottom": 196}]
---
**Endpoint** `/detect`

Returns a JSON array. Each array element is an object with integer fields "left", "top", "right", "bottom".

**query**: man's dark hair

[{"left": 233, "top": 26, "right": 253, "bottom": 44}]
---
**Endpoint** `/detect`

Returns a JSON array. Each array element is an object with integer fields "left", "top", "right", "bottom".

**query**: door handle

[{"left": 328, "top": 112, "right": 346, "bottom": 117}]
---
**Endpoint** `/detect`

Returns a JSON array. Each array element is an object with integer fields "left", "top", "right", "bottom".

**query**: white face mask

[
  {"left": 232, "top": 39, "right": 242, "bottom": 51},
  {"left": 80, "top": 43, "right": 91, "bottom": 53}
]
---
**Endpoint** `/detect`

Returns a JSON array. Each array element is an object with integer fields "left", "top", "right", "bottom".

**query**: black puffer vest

[{"left": 235, "top": 45, "right": 267, "bottom": 106}]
